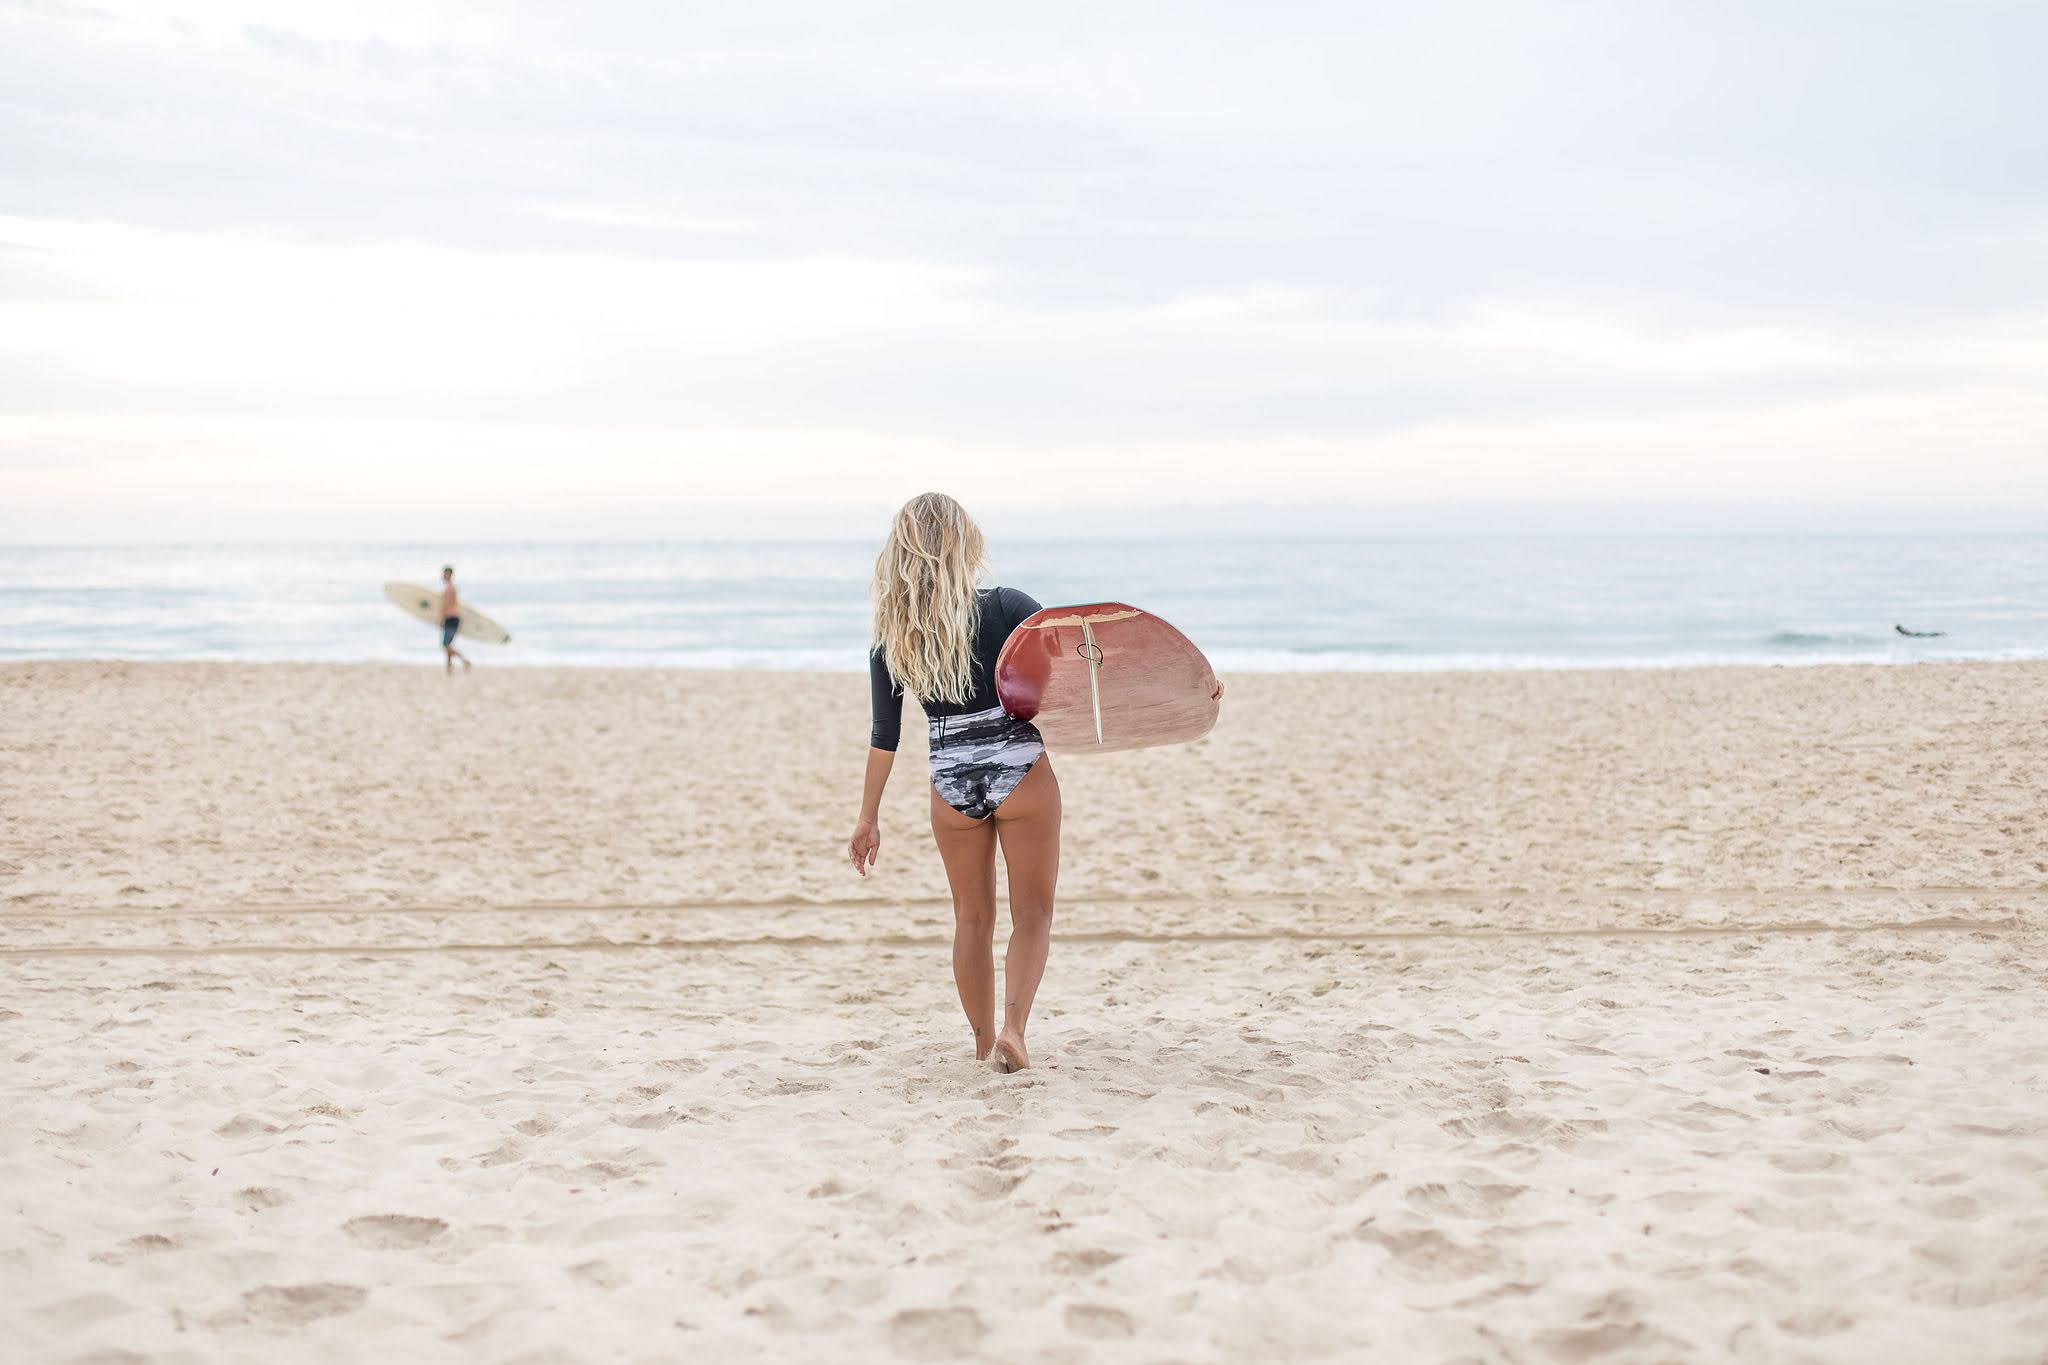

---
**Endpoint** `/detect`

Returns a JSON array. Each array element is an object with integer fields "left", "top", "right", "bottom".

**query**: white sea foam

[{"left": 3, "top": 536, "right": 2045, "bottom": 671}]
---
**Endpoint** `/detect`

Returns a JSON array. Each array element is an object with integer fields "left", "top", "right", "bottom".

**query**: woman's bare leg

[
  {"left": 930, "top": 788, "right": 999, "bottom": 1059},
  {"left": 991, "top": 759, "right": 1060, "bottom": 1070}
]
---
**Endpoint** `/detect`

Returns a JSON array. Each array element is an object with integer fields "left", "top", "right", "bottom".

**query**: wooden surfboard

[{"left": 995, "top": 602, "right": 1221, "bottom": 753}]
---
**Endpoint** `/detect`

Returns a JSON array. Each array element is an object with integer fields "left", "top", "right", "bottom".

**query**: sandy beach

[{"left": 3, "top": 661, "right": 2045, "bottom": 1362}]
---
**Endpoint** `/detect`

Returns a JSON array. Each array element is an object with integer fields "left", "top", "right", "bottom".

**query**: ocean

[{"left": 2, "top": 536, "right": 2044, "bottom": 671}]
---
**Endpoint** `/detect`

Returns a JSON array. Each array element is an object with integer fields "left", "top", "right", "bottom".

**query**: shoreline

[{"left": 3, "top": 651, "right": 2044, "bottom": 675}]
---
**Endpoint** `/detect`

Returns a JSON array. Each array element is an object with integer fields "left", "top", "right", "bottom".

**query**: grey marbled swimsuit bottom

[{"left": 929, "top": 704, "right": 1045, "bottom": 820}]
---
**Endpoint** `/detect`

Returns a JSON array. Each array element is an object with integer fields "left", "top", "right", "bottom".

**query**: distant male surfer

[
  {"left": 1894, "top": 624, "right": 1945, "bottom": 638},
  {"left": 440, "top": 565, "right": 473, "bottom": 673}
]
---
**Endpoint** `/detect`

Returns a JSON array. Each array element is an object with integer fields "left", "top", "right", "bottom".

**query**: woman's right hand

[{"left": 847, "top": 818, "right": 880, "bottom": 877}]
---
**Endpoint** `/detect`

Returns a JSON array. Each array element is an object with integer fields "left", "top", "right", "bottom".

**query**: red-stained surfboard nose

[{"left": 995, "top": 623, "right": 1056, "bottom": 720}]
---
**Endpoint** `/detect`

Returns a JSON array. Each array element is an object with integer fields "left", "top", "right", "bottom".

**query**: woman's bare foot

[{"left": 991, "top": 1031, "right": 1029, "bottom": 1074}]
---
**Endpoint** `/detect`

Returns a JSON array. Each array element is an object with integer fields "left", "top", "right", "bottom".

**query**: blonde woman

[{"left": 848, "top": 493, "right": 1058, "bottom": 1073}]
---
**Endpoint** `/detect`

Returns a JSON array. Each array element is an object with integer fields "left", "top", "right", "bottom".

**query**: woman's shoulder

[{"left": 984, "top": 584, "right": 1042, "bottom": 621}]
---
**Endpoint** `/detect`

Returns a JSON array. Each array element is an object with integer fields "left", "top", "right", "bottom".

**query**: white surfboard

[{"left": 382, "top": 582, "right": 512, "bottom": 645}]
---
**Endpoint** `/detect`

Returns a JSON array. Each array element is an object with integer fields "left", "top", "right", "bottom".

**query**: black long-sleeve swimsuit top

[{"left": 868, "top": 586, "right": 1041, "bottom": 750}]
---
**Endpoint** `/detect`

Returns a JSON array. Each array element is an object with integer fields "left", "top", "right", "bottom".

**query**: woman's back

[{"left": 869, "top": 585, "right": 1040, "bottom": 747}]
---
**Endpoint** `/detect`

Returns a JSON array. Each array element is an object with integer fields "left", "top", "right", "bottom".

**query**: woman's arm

[
  {"left": 851, "top": 749, "right": 892, "bottom": 875},
  {"left": 851, "top": 650, "right": 904, "bottom": 876},
  {"left": 848, "top": 746, "right": 894, "bottom": 876}
]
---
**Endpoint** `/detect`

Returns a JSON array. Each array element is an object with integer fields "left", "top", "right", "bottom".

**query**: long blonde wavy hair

[{"left": 872, "top": 493, "right": 987, "bottom": 704}]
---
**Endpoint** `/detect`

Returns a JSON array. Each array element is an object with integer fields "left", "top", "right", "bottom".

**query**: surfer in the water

[
  {"left": 440, "top": 565, "right": 472, "bottom": 674},
  {"left": 848, "top": 493, "right": 1057, "bottom": 1073}
]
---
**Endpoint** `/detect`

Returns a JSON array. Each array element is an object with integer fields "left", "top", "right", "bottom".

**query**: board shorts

[
  {"left": 929, "top": 704, "right": 1044, "bottom": 821},
  {"left": 441, "top": 615, "right": 461, "bottom": 647}
]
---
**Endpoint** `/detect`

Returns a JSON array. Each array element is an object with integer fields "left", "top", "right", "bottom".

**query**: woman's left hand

[{"left": 847, "top": 818, "right": 880, "bottom": 877}]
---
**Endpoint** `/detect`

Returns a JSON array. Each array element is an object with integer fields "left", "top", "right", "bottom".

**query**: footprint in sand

[
  {"left": 1064, "top": 1304, "right": 1135, "bottom": 1340},
  {"left": 535, "top": 1159, "right": 639, "bottom": 1186},
  {"left": 1778, "top": 1306, "right": 1855, "bottom": 1337},
  {"left": 127, "top": 1232, "right": 179, "bottom": 1255},
  {"left": 651, "top": 1057, "right": 708, "bottom": 1074},
  {"left": 92, "top": 1233, "right": 179, "bottom": 1264},
  {"left": 568, "top": 1259, "right": 628, "bottom": 1290},
  {"left": 237, "top": 1283, "right": 368, "bottom": 1327},
  {"left": 342, "top": 1214, "right": 449, "bottom": 1250},
  {"left": 886, "top": 1306, "right": 986, "bottom": 1361},
  {"left": 233, "top": 1187, "right": 289, "bottom": 1213},
  {"left": 1351, "top": 1222, "right": 1502, "bottom": 1281},
  {"left": 952, "top": 1168, "right": 1026, "bottom": 1198},
  {"left": 1537, "top": 1320, "right": 1658, "bottom": 1360},
  {"left": 473, "top": 1138, "right": 527, "bottom": 1168},
  {"left": 1404, "top": 1182, "right": 1527, "bottom": 1218},
  {"left": 214, "top": 1114, "right": 282, "bottom": 1139},
  {"left": 1050, "top": 1248, "right": 1123, "bottom": 1276},
  {"left": 1767, "top": 1148, "right": 1845, "bottom": 1174}
]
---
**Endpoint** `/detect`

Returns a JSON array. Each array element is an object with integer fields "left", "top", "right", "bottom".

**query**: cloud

[
  {"left": 1, "top": 1, "right": 2046, "bottom": 537},
  {"left": 5, "top": 213, "right": 2041, "bottom": 422},
  {"left": 8, "top": 2, "right": 2045, "bottom": 312}
]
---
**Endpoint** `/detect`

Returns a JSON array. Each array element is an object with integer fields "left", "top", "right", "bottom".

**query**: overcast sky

[{"left": 3, "top": 0, "right": 2045, "bottom": 540}]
